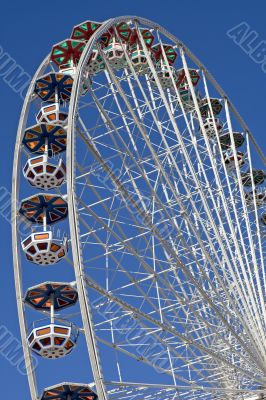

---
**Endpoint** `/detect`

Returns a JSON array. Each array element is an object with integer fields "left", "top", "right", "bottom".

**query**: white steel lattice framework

[{"left": 12, "top": 16, "right": 266, "bottom": 400}]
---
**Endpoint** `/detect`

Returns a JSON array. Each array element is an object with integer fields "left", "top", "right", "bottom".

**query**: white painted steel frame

[{"left": 12, "top": 15, "right": 266, "bottom": 400}]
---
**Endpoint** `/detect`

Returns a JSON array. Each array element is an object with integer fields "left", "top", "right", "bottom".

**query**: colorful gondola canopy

[
  {"left": 34, "top": 73, "right": 73, "bottom": 102},
  {"left": 22, "top": 123, "right": 67, "bottom": 155},
  {"left": 151, "top": 44, "right": 177, "bottom": 64},
  {"left": 41, "top": 383, "right": 98, "bottom": 400},
  {"left": 19, "top": 193, "right": 68, "bottom": 224},
  {"left": 51, "top": 39, "right": 85, "bottom": 66},
  {"left": 71, "top": 20, "right": 101, "bottom": 41},
  {"left": 25, "top": 282, "right": 78, "bottom": 311},
  {"left": 200, "top": 98, "right": 223, "bottom": 117}
]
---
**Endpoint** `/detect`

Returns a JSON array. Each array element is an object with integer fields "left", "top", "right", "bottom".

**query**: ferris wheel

[{"left": 12, "top": 15, "right": 266, "bottom": 400}]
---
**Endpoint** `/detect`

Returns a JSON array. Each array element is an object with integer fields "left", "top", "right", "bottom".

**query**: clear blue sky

[{"left": 0, "top": 0, "right": 266, "bottom": 397}]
